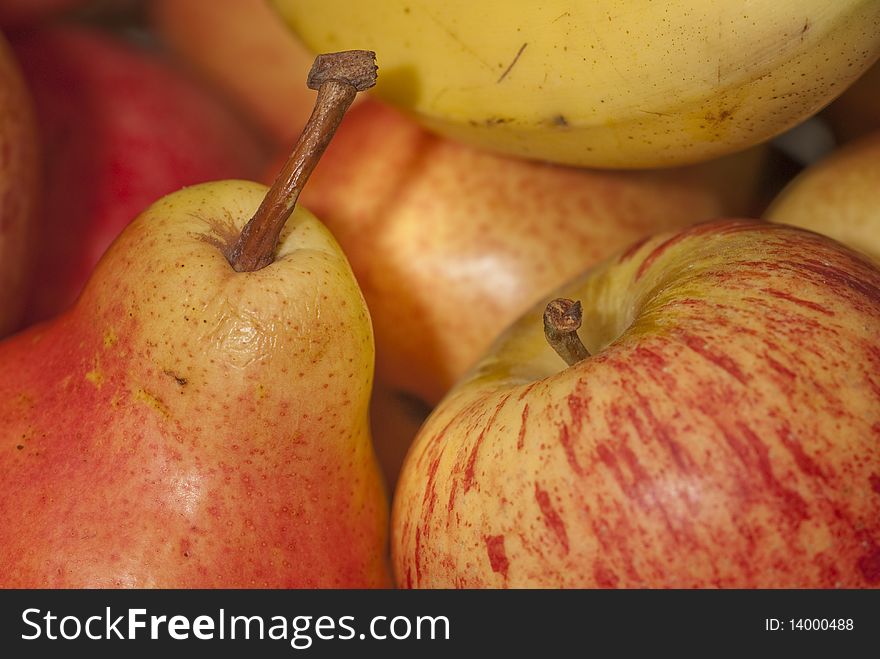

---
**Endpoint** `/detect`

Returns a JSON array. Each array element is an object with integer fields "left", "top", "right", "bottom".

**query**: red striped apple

[
  {"left": 767, "top": 130, "right": 880, "bottom": 261},
  {"left": 393, "top": 219, "right": 880, "bottom": 588}
]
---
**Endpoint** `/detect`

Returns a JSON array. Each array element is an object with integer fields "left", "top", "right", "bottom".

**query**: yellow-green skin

[{"left": 274, "top": 0, "right": 880, "bottom": 168}]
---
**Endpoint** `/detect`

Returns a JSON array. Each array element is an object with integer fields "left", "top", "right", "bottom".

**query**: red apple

[
  {"left": 0, "top": 32, "right": 38, "bottom": 337},
  {"left": 11, "top": 26, "right": 268, "bottom": 326},
  {"left": 393, "top": 219, "right": 880, "bottom": 588}
]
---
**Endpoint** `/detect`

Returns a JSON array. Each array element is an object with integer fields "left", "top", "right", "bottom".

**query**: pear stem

[
  {"left": 544, "top": 298, "right": 591, "bottom": 367},
  {"left": 227, "top": 50, "right": 378, "bottom": 272}
]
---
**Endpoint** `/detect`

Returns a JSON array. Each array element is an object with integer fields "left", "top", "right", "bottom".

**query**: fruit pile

[{"left": 0, "top": 0, "right": 878, "bottom": 589}]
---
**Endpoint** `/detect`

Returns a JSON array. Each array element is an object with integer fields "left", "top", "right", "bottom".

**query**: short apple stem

[
  {"left": 227, "top": 50, "right": 378, "bottom": 272},
  {"left": 544, "top": 298, "right": 590, "bottom": 367}
]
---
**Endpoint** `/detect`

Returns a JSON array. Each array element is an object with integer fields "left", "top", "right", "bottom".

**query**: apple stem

[
  {"left": 544, "top": 298, "right": 591, "bottom": 367},
  {"left": 226, "top": 50, "right": 377, "bottom": 272}
]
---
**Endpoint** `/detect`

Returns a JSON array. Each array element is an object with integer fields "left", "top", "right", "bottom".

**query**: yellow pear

[{"left": 0, "top": 50, "right": 390, "bottom": 587}]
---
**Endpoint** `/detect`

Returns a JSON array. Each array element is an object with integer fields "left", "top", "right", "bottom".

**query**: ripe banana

[{"left": 273, "top": 0, "right": 880, "bottom": 168}]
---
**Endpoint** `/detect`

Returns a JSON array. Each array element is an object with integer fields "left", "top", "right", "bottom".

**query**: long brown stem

[
  {"left": 544, "top": 298, "right": 590, "bottom": 367},
  {"left": 227, "top": 50, "right": 377, "bottom": 272}
]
